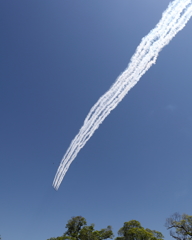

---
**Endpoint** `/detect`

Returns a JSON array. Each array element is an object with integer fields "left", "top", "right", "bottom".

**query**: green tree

[
  {"left": 115, "top": 220, "right": 164, "bottom": 240},
  {"left": 165, "top": 213, "right": 192, "bottom": 240},
  {"left": 64, "top": 216, "right": 87, "bottom": 239},
  {"left": 47, "top": 216, "right": 113, "bottom": 240}
]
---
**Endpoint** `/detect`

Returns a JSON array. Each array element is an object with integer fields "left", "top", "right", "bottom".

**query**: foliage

[
  {"left": 47, "top": 216, "right": 113, "bottom": 240},
  {"left": 115, "top": 220, "right": 164, "bottom": 240},
  {"left": 64, "top": 216, "right": 87, "bottom": 239},
  {"left": 165, "top": 213, "right": 192, "bottom": 240},
  {"left": 78, "top": 224, "right": 113, "bottom": 240},
  {"left": 47, "top": 216, "right": 164, "bottom": 240}
]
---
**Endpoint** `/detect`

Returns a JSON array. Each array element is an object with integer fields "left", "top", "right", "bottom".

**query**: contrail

[{"left": 53, "top": 0, "right": 192, "bottom": 190}]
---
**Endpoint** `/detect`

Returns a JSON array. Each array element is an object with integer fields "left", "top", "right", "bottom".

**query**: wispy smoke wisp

[{"left": 53, "top": 0, "right": 192, "bottom": 190}]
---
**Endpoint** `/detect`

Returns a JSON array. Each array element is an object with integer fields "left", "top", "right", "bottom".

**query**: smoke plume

[{"left": 53, "top": 0, "right": 192, "bottom": 190}]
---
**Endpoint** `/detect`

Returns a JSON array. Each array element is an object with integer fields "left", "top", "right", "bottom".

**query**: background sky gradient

[{"left": 1, "top": 1, "right": 192, "bottom": 240}]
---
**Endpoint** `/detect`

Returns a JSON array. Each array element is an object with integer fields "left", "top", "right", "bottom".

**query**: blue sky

[{"left": 1, "top": 0, "right": 192, "bottom": 240}]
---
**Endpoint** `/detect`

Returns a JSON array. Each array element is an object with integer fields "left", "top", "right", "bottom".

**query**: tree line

[
  {"left": 46, "top": 213, "right": 192, "bottom": 240},
  {"left": 1, "top": 213, "right": 191, "bottom": 239}
]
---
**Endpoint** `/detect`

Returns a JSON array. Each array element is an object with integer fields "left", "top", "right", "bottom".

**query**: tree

[
  {"left": 47, "top": 216, "right": 113, "bottom": 240},
  {"left": 165, "top": 213, "right": 192, "bottom": 240},
  {"left": 115, "top": 220, "right": 164, "bottom": 240},
  {"left": 64, "top": 216, "right": 87, "bottom": 239}
]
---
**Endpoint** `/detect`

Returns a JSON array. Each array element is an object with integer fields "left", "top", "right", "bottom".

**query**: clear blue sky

[{"left": 1, "top": 0, "right": 192, "bottom": 239}]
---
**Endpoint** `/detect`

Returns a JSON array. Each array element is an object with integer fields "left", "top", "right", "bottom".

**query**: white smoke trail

[{"left": 53, "top": 0, "right": 192, "bottom": 190}]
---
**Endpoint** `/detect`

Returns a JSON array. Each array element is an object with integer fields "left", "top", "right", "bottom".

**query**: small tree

[{"left": 165, "top": 213, "right": 192, "bottom": 240}]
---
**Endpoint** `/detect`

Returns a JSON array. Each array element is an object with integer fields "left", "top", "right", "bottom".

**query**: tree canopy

[
  {"left": 47, "top": 216, "right": 113, "bottom": 240},
  {"left": 47, "top": 216, "right": 164, "bottom": 240},
  {"left": 165, "top": 213, "right": 192, "bottom": 240},
  {"left": 115, "top": 220, "right": 164, "bottom": 240}
]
